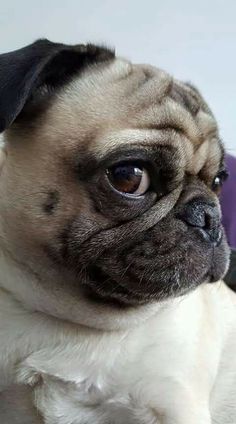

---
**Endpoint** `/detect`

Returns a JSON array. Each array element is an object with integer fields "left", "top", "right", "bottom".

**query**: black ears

[{"left": 0, "top": 39, "right": 114, "bottom": 133}]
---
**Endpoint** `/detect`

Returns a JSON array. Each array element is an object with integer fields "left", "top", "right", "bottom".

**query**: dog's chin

[{"left": 82, "top": 229, "right": 230, "bottom": 308}]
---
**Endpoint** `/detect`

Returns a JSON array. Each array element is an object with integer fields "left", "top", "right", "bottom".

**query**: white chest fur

[
  {"left": 1, "top": 283, "right": 236, "bottom": 424},
  {"left": 15, "top": 319, "right": 166, "bottom": 424}
]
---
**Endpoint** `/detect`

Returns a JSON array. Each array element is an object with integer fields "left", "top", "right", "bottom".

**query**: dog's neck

[{"left": 0, "top": 247, "right": 168, "bottom": 332}]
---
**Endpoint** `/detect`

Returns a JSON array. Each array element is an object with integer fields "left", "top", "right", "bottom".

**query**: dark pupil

[
  {"left": 212, "top": 176, "right": 222, "bottom": 194},
  {"left": 107, "top": 164, "right": 143, "bottom": 193},
  {"left": 212, "top": 170, "right": 228, "bottom": 194}
]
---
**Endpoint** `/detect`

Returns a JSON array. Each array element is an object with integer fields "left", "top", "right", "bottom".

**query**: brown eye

[
  {"left": 212, "top": 169, "right": 228, "bottom": 194},
  {"left": 106, "top": 162, "right": 150, "bottom": 196}
]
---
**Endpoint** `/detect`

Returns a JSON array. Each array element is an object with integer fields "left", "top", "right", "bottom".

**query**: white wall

[{"left": 0, "top": 0, "right": 235, "bottom": 153}]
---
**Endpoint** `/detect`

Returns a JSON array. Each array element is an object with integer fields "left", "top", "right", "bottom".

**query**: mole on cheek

[{"left": 43, "top": 190, "right": 60, "bottom": 215}]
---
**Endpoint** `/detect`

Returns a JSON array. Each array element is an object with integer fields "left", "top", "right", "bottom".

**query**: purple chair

[
  {"left": 221, "top": 155, "right": 236, "bottom": 249},
  {"left": 221, "top": 154, "right": 236, "bottom": 288}
]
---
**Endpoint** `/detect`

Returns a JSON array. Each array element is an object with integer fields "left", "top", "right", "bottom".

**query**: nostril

[
  {"left": 200, "top": 225, "right": 222, "bottom": 246},
  {"left": 178, "top": 203, "right": 208, "bottom": 229},
  {"left": 178, "top": 198, "right": 222, "bottom": 245},
  {"left": 204, "top": 212, "right": 214, "bottom": 231}
]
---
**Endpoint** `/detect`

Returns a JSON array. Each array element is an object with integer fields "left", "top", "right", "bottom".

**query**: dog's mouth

[
  {"left": 85, "top": 263, "right": 208, "bottom": 307},
  {"left": 81, "top": 225, "right": 230, "bottom": 307},
  {"left": 85, "top": 265, "right": 150, "bottom": 306}
]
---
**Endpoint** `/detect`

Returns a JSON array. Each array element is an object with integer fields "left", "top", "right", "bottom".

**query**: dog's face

[{"left": 0, "top": 40, "right": 230, "bottom": 322}]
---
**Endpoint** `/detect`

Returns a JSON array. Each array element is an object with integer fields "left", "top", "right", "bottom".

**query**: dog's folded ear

[{"left": 0, "top": 39, "right": 114, "bottom": 133}]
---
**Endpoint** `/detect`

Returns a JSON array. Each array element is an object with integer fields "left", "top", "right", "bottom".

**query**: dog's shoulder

[{"left": 0, "top": 287, "right": 50, "bottom": 388}]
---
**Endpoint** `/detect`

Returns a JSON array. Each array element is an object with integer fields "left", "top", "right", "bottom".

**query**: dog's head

[{"left": 0, "top": 40, "right": 230, "bottom": 328}]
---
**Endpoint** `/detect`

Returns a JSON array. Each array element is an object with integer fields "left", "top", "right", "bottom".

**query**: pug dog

[{"left": 0, "top": 39, "right": 235, "bottom": 424}]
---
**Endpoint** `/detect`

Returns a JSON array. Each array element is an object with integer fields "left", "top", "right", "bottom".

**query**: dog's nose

[{"left": 178, "top": 198, "right": 222, "bottom": 245}]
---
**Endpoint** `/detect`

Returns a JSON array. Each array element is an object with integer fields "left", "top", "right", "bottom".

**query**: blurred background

[{"left": 0, "top": 0, "right": 235, "bottom": 153}]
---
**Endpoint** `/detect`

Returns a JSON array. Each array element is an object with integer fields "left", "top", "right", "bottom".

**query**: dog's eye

[
  {"left": 106, "top": 162, "right": 150, "bottom": 196},
  {"left": 212, "top": 169, "right": 229, "bottom": 194}
]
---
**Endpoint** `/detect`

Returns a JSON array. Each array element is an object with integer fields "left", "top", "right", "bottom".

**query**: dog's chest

[
  {"left": 33, "top": 373, "right": 156, "bottom": 424},
  {"left": 17, "top": 333, "right": 161, "bottom": 424}
]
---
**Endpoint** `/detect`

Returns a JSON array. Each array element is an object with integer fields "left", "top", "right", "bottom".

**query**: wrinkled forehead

[{"left": 39, "top": 57, "right": 224, "bottom": 179}]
